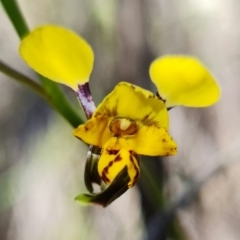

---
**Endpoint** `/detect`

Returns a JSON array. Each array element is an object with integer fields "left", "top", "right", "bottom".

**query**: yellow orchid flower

[
  {"left": 74, "top": 82, "right": 177, "bottom": 188},
  {"left": 19, "top": 25, "right": 220, "bottom": 207}
]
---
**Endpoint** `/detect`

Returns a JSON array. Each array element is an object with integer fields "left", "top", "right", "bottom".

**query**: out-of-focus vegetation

[{"left": 0, "top": 0, "right": 240, "bottom": 239}]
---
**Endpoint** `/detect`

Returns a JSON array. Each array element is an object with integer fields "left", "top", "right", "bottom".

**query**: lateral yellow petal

[
  {"left": 149, "top": 56, "right": 220, "bottom": 108},
  {"left": 73, "top": 115, "right": 112, "bottom": 147},
  {"left": 127, "top": 126, "right": 177, "bottom": 156},
  {"left": 98, "top": 137, "right": 140, "bottom": 188},
  {"left": 19, "top": 25, "right": 94, "bottom": 90},
  {"left": 94, "top": 82, "right": 169, "bottom": 129}
]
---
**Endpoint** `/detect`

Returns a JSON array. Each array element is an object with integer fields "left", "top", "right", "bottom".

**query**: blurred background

[{"left": 0, "top": 0, "right": 240, "bottom": 239}]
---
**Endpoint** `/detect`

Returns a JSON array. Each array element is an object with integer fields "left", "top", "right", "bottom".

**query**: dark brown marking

[
  {"left": 114, "top": 155, "right": 122, "bottom": 162},
  {"left": 148, "top": 94, "right": 156, "bottom": 99},
  {"left": 101, "top": 159, "right": 117, "bottom": 183},
  {"left": 133, "top": 169, "right": 139, "bottom": 181},
  {"left": 156, "top": 92, "right": 166, "bottom": 103},
  {"left": 133, "top": 153, "right": 140, "bottom": 165},
  {"left": 84, "top": 126, "right": 89, "bottom": 131},
  {"left": 142, "top": 114, "right": 150, "bottom": 121},
  {"left": 128, "top": 151, "right": 140, "bottom": 186},
  {"left": 101, "top": 171, "right": 110, "bottom": 183},
  {"left": 107, "top": 149, "right": 119, "bottom": 155},
  {"left": 132, "top": 163, "right": 140, "bottom": 185},
  {"left": 162, "top": 138, "right": 166, "bottom": 142},
  {"left": 103, "top": 167, "right": 109, "bottom": 174},
  {"left": 129, "top": 150, "right": 140, "bottom": 165},
  {"left": 112, "top": 105, "right": 117, "bottom": 116},
  {"left": 100, "top": 153, "right": 124, "bottom": 183},
  {"left": 130, "top": 85, "right": 136, "bottom": 89}
]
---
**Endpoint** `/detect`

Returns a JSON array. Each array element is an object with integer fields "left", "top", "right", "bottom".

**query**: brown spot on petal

[
  {"left": 101, "top": 171, "right": 110, "bottom": 183},
  {"left": 156, "top": 92, "right": 166, "bottom": 103},
  {"left": 103, "top": 167, "right": 108, "bottom": 174},
  {"left": 142, "top": 114, "right": 150, "bottom": 122},
  {"left": 112, "top": 105, "right": 117, "bottom": 116},
  {"left": 126, "top": 150, "right": 140, "bottom": 187},
  {"left": 114, "top": 155, "right": 122, "bottom": 162},
  {"left": 148, "top": 94, "right": 156, "bottom": 99},
  {"left": 101, "top": 166, "right": 111, "bottom": 183},
  {"left": 107, "top": 149, "right": 119, "bottom": 155}
]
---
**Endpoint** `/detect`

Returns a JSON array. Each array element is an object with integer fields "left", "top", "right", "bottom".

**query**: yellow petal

[
  {"left": 94, "top": 82, "right": 169, "bottom": 129},
  {"left": 98, "top": 137, "right": 140, "bottom": 188},
  {"left": 127, "top": 126, "right": 177, "bottom": 156},
  {"left": 73, "top": 115, "right": 112, "bottom": 147},
  {"left": 19, "top": 25, "right": 94, "bottom": 90},
  {"left": 149, "top": 55, "right": 220, "bottom": 108}
]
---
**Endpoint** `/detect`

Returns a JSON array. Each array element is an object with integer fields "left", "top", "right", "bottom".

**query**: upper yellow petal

[
  {"left": 127, "top": 125, "right": 177, "bottom": 156},
  {"left": 149, "top": 55, "right": 220, "bottom": 108},
  {"left": 94, "top": 82, "right": 169, "bottom": 129},
  {"left": 73, "top": 114, "right": 112, "bottom": 148},
  {"left": 98, "top": 137, "right": 140, "bottom": 188},
  {"left": 19, "top": 25, "right": 94, "bottom": 90}
]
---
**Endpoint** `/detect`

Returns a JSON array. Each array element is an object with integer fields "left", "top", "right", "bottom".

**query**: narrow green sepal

[
  {"left": 84, "top": 146, "right": 102, "bottom": 193},
  {"left": 75, "top": 167, "right": 130, "bottom": 207}
]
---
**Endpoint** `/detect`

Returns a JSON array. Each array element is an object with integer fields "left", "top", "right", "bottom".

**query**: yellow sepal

[
  {"left": 127, "top": 126, "right": 177, "bottom": 156},
  {"left": 98, "top": 137, "right": 140, "bottom": 188},
  {"left": 19, "top": 25, "right": 94, "bottom": 90},
  {"left": 94, "top": 82, "right": 169, "bottom": 129},
  {"left": 149, "top": 56, "right": 220, "bottom": 108},
  {"left": 73, "top": 115, "right": 112, "bottom": 148}
]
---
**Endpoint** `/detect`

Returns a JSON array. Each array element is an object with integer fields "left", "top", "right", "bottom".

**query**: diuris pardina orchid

[{"left": 19, "top": 25, "right": 220, "bottom": 207}]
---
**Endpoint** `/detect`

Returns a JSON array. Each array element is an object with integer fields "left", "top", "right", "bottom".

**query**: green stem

[
  {"left": 0, "top": 60, "right": 52, "bottom": 104},
  {"left": 1, "top": 0, "right": 28, "bottom": 38},
  {"left": 140, "top": 162, "right": 165, "bottom": 209},
  {"left": 1, "top": 0, "right": 83, "bottom": 128},
  {"left": 40, "top": 75, "right": 84, "bottom": 127}
]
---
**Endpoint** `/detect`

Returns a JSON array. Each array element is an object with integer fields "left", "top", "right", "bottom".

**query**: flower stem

[
  {"left": 76, "top": 83, "right": 96, "bottom": 119},
  {"left": 39, "top": 75, "right": 84, "bottom": 127},
  {"left": 1, "top": 0, "right": 28, "bottom": 39},
  {"left": 1, "top": 0, "right": 83, "bottom": 128},
  {"left": 0, "top": 60, "right": 52, "bottom": 104}
]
